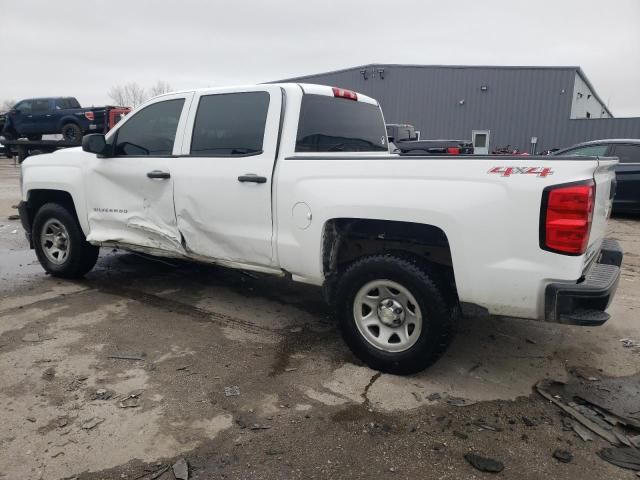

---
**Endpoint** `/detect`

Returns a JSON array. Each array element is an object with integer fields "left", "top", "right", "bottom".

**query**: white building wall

[{"left": 570, "top": 73, "right": 610, "bottom": 119}]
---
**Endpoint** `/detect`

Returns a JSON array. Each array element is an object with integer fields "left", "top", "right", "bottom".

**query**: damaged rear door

[
  {"left": 84, "top": 93, "right": 193, "bottom": 254},
  {"left": 171, "top": 86, "right": 282, "bottom": 268}
]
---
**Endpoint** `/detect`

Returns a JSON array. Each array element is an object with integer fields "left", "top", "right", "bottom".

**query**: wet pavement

[{"left": 1, "top": 157, "right": 639, "bottom": 479}]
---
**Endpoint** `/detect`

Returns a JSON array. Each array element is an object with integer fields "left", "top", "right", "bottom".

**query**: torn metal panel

[{"left": 84, "top": 156, "right": 182, "bottom": 254}]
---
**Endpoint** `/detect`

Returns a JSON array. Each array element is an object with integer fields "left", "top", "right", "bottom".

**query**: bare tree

[
  {"left": 1, "top": 99, "right": 16, "bottom": 111},
  {"left": 107, "top": 82, "right": 147, "bottom": 107},
  {"left": 149, "top": 80, "right": 172, "bottom": 98}
]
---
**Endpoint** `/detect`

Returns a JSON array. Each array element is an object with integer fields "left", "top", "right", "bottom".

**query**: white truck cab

[{"left": 18, "top": 83, "right": 622, "bottom": 374}]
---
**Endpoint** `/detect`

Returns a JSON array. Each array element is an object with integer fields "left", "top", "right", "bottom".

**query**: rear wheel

[
  {"left": 33, "top": 203, "right": 99, "bottom": 278},
  {"left": 335, "top": 254, "right": 457, "bottom": 374},
  {"left": 61, "top": 123, "right": 82, "bottom": 142}
]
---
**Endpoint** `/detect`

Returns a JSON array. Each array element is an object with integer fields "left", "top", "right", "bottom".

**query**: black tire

[
  {"left": 32, "top": 203, "right": 99, "bottom": 278},
  {"left": 61, "top": 123, "right": 82, "bottom": 142},
  {"left": 335, "top": 254, "right": 457, "bottom": 375},
  {"left": 27, "top": 135, "right": 42, "bottom": 141}
]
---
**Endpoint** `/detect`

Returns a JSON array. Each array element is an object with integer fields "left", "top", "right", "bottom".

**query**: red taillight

[
  {"left": 84, "top": 111, "right": 95, "bottom": 121},
  {"left": 541, "top": 181, "right": 595, "bottom": 255},
  {"left": 446, "top": 147, "right": 460, "bottom": 155},
  {"left": 332, "top": 87, "right": 358, "bottom": 101}
]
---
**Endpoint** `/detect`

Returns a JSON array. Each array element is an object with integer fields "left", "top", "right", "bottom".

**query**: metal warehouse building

[{"left": 277, "top": 64, "right": 640, "bottom": 153}]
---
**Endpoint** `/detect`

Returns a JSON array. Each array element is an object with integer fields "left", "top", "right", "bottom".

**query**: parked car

[
  {"left": 554, "top": 139, "right": 640, "bottom": 214},
  {"left": 1, "top": 97, "right": 130, "bottom": 142},
  {"left": 18, "top": 83, "right": 621, "bottom": 374},
  {"left": 387, "top": 123, "right": 474, "bottom": 155}
]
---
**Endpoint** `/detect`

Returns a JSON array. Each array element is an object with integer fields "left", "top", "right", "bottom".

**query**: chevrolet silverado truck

[
  {"left": 2, "top": 97, "right": 130, "bottom": 142},
  {"left": 18, "top": 84, "right": 623, "bottom": 374}
]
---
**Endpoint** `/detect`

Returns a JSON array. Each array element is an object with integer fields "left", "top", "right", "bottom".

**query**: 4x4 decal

[{"left": 488, "top": 166, "right": 554, "bottom": 177}]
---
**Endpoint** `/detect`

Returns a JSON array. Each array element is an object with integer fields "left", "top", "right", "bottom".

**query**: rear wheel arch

[{"left": 321, "top": 218, "right": 458, "bottom": 305}]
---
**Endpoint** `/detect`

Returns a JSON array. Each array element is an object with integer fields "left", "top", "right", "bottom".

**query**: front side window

[
  {"left": 563, "top": 144, "right": 608, "bottom": 157},
  {"left": 15, "top": 100, "right": 32, "bottom": 114},
  {"left": 296, "top": 94, "right": 387, "bottom": 152},
  {"left": 612, "top": 144, "right": 640, "bottom": 164},
  {"left": 113, "top": 99, "right": 184, "bottom": 156},
  {"left": 190, "top": 92, "right": 269, "bottom": 156}
]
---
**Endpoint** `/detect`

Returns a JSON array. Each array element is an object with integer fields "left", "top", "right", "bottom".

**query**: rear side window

[
  {"left": 612, "top": 144, "right": 640, "bottom": 164},
  {"left": 296, "top": 94, "right": 388, "bottom": 152},
  {"left": 32, "top": 99, "right": 49, "bottom": 114},
  {"left": 562, "top": 144, "right": 608, "bottom": 157},
  {"left": 190, "top": 92, "right": 269, "bottom": 156},
  {"left": 113, "top": 99, "right": 184, "bottom": 156},
  {"left": 55, "top": 98, "right": 80, "bottom": 110}
]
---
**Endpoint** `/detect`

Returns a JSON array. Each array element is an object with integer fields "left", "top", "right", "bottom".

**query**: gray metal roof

[
  {"left": 275, "top": 63, "right": 613, "bottom": 118},
  {"left": 273, "top": 63, "right": 638, "bottom": 150}
]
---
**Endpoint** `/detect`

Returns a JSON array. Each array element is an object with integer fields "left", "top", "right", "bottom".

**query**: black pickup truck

[
  {"left": 387, "top": 123, "right": 474, "bottom": 155},
  {"left": 1, "top": 97, "right": 129, "bottom": 142}
]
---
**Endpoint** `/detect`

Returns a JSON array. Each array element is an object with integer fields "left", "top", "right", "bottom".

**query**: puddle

[{"left": 0, "top": 248, "right": 43, "bottom": 292}]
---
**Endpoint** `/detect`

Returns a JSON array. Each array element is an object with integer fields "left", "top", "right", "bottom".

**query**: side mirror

[
  {"left": 11, "top": 109, "right": 19, "bottom": 114},
  {"left": 82, "top": 134, "right": 110, "bottom": 156}
]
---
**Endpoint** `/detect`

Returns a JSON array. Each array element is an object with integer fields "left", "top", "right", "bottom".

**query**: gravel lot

[{"left": 0, "top": 157, "right": 639, "bottom": 479}]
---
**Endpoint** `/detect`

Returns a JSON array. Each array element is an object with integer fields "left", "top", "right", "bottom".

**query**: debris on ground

[
  {"left": 172, "top": 457, "right": 189, "bottom": 479},
  {"left": 472, "top": 420, "right": 502, "bottom": 432},
  {"left": 107, "top": 354, "right": 145, "bottom": 361},
  {"left": 90, "top": 388, "right": 113, "bottom": 401},
  {"left": 119, "top": 391, "right": 143, "bottom": 408},
  {"left": 572, "top": 422, "right": 594, "bottom": 442},
  {"left": 41, "top": 367, "right": 56, "bottom": 380},
  {"left": 427, "top": 393, "right": 442, "bottom": 402},
  {"left": 21, "top": 333, "right": 41, "bottom": 342},
  {"left": 536, "top": 382, "right": 632, "bottom": 445},
  {"left": 464, "top": 453, "right": 504, "bottom": 473},
  {"left": 81, "top": 417, "right": 105, "bottom": 430},
  {"left": 224, "top": 386, "right": 241, "bottom": 397},
  {"left": 136, "top": 464, "right": 171, "bottom": 480},
  {"left": 620, "top": 338, "right": 640, "bottom": 348},
  {"left": 598, "top": 447, "right": 640, "bottom": 471},
  {"left": 522, "top": 416, "right": 537, "bottom": 427},
  {"left": 7, "top": 214, "right": 19, "bottom": 220},
  {"left": 250, "top": 424, "right": 272, "bottom": 430},
  {"left": 553, "top": 449, "right": 573, "bottom": 463}
]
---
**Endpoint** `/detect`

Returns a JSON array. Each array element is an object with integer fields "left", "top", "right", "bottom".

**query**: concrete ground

[{"left": 0, "top": 157, "right": 639, "bottom": 479}]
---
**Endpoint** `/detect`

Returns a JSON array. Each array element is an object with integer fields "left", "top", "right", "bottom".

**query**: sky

[{"left": 1, "top": 0, "right": 639, "bottom": 117}]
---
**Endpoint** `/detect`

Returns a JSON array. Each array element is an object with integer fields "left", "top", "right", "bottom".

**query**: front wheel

[
  {"left": 335, "top": 254, "right": 457, "bottom": 375},
  {"left": 32, "top": 203, "right": 99, "bottom": 278}
]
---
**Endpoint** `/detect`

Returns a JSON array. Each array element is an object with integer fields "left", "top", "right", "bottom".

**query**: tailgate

[{"left": 588, "top": 157, "right": 617, "bottom": 257}]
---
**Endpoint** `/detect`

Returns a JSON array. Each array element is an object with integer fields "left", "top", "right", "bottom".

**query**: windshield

[{"left": 296, "top": 94, "right": 388, "bottom": 153}]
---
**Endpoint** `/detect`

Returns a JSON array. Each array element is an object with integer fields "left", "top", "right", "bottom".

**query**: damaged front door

[
  {"left": 84, "top": 93, "right": 193, "bottom": 254},
  {"left": 171, "top": 86, "right": 282, "bottom": 269}
]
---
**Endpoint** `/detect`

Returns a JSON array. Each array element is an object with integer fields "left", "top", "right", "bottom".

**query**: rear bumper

[{"left": 544, "top": 238, "right": 623, "bottom": 326}]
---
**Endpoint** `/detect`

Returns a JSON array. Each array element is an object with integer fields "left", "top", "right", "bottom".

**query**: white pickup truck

[{"left": 18, "top": 83, "right": 623, "bottom": 374}]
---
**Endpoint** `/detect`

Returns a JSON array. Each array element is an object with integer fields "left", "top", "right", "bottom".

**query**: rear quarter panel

[{"left": 275, "top": 155, "right": 604, "bottom": 319}]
